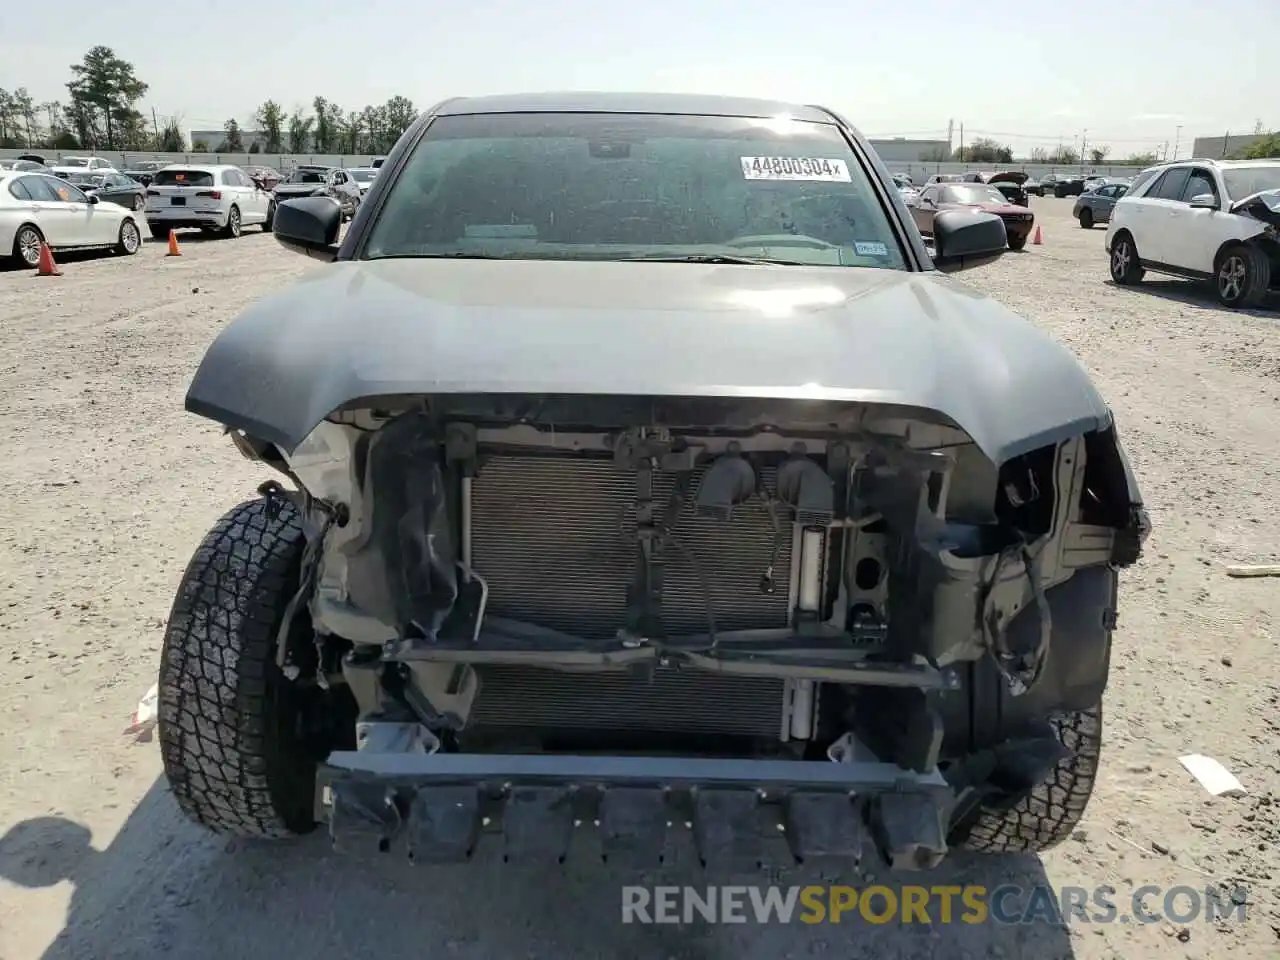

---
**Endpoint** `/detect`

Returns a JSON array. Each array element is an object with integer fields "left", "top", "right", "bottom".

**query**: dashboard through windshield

[{"left": 362, "top": 112, "right": 908, "bottom": 269}]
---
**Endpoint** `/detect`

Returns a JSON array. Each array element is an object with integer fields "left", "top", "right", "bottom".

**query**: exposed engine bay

[{"left": 236, "top": 393, "right": 1144, "bottom": 767}]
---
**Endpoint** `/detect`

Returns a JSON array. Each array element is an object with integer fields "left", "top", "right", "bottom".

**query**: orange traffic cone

[
  {"left": 35, "top": 242, "right": 62, "bottom": 276},
  {"left": 166, "top": 232, "right": 182, "bottom": 257},
  {"left": 1032, "top": 225, "right": 1043, "bottom": 245}
]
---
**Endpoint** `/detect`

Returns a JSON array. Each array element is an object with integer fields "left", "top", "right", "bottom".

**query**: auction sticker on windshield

[{"left": 741, "top": 157, "right": 852, "bottom": 182}]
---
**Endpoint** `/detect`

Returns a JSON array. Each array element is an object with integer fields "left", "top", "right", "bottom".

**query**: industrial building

[
  {"left": 866, "top": 138, "right": 951, "bottom": 162},
  {"left": 1190, "top": 132, "right": 1266, "bottom": 160}
]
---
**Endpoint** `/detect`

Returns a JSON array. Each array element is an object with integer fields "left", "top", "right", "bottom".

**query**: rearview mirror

[
  {"left": 931, "top": 209, "right": 1007, "bottom": 272},
  {"left": 273, "top": 196, "right": 342, "bottom": 262},
  {"left": 1189, "top": 194, "right": 1218, "bottom": 210},
  {"left": 86, "top": 193, "right": 99, "bottom": 204}
]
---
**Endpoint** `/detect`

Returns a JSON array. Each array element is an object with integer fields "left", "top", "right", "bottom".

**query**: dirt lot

[{"left": 0, "top": 200, "right": 1277, "bottom": 960}]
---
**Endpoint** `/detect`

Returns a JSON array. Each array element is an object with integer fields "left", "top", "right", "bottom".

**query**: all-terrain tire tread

[
  {"left": 960, "top": 704, "right": 1102, "bottom": 854},
  {"left": 157, "top": 498, "right": 308, "bottom": 839}
]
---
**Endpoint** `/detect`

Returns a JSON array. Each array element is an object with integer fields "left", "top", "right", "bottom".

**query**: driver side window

[
  {"left": 1181, "top": 169, "right": 1217, "bottom": 203},
  {"left": 22, "top": 176, "right": 66, "bottom": 202}
]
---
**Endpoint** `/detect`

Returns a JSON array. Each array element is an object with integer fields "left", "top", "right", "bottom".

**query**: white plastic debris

[
  {"left": 1225, "top": 564, "right": 1280, "bottom": 578},
  {"left": 123, "top": 682, "right": 159, "bottom": 743},
  {"left": 1178, "top": 753, "right": 1246, "bottom": 797}
]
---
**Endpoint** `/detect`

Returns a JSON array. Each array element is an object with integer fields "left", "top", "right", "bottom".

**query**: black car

[
  {"left": 67, "top": 172, "right": 147, "bottom": 211},
  {"left": 1053, "top": 174, "right": 1088, "bottom": 198},
  {"left": 121, "top": 160, "right": 170, "bottom": 187},
  {"left": 273, "top": 164, "right": 362, "bottom": 220},
  {"left": 986, "top": 171, "right": 1030, "bottom": 207}
]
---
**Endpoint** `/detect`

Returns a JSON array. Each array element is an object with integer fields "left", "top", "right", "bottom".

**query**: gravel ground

[{"left": 0, "top": 201, "right": 1277, "bottom": 960}]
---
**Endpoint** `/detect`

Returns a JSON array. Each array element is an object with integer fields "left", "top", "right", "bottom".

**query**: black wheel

[
  {"left": 1109, "top": 232, "right": 1144, "bottom": 285},
  {"left": 1215, "top": 243, "right": 1271, "bottom": 309},
  {"left": 956, "top": 705, "right": 1102, "bottom": 854},
  {"left": 223, "top": 204, "right": 242, "bottom": 239},
  {"left": 158, "top": 498, "right": 323, "bottom": 838},
  {"left": 116, "top": 218, "right": 141, "bottom": 256},
  {"left": 149, "top": 224, "right": 172, "bottom": 241},
  {"left": 1008, "top": 234, "right": 1028, "bottom": 251},
  {"left": 12, "top": 223, "right": 44, "bottom": 268},
  {"left": 263, "top": 201, "right": 275, "bottom": 232},
  {"left": 1079, "top": 208, "right": 1094, "bottom": 229}
]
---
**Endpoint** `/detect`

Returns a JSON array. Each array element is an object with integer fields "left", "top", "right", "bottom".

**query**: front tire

[
  {"left": 1109, "top": 233, "right": 1144, "bottom": 285},
  {"left": 149, "top": 224, "right": 172, "bottom": 242},
  {"left": 157, "top": 498, "right": 319, "bottom": 838},
  {"left": 1079, "top": 208, "right": 1094, "bottom": 229},
  {"left": 1216, "top": 243, "right": 1271, "bottom": 309},
  {"left": 1008, "top": 234, "right": 1028, "bottom": 251},
  {"left": 223, "top": 204, "right": 242, "bottom": 239},
  {"left": 956, "top": 705, "right": 1102, "bottom": 854},
  {"left": 116, "top": 218, "right": 141, "bottom": 256},
  {"left": 12, "top": 223, "right": 44, "bottom": 268},
  {"left": 263, "top": 201, "right": 275, "bottom": 232}
]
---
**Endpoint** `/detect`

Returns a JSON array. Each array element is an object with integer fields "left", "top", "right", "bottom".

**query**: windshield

[
  {"left": 1223, "top": 165, "right": 1280, "bottom": 202},
  {"left": 363, "top": 112, "right": 907, "bottom": 269},
  {"left": 351, "top": 169, "right": 377, "bottom": 182},
  {"left": 939, "top": 184, "right": 1008, "bottom": 205},
  {"left": 288, "top": 168, "right": 329, "bottom": 184},
  {"left": 59, "top": 157, "right": 90, "bottom": 168}
]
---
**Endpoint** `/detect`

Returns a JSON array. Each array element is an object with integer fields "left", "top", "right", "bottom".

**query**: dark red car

[{"left": 910, "top": 182, "right": 1037, "bottom": 250}]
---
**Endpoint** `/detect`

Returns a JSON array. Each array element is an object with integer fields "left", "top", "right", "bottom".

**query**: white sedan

[{"left": 1, "top": 171, "right": 143, "bottom": 267}]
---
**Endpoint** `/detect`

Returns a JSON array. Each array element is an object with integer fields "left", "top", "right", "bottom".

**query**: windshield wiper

[
  {"left": 364, "top": 252, "right": 515, "bottom": 261},
  {"left": 617, "top": 253, "right": 807, "bottom": 266}
]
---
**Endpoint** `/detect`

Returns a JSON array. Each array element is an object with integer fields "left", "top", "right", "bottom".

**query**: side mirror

[
  {"left": 273, "top": 196, "right": 342, "bottom": 262},
  {"left": 931, "top": 209, "right": 1007, "bottom": 273},
  {"left": 86, "top": 193, "right": 100, "bottom": 204},
  {"left": 1189, "top": 194, "right": 1218, "bottom": 210}
]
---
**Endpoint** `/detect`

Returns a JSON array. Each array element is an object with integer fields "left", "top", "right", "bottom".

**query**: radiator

[
  {"left": 468, "top": 455, "right": 796, "bottom": 640},
  {"left": 469, "top": 664, "right": 786, "bottom": 739}
]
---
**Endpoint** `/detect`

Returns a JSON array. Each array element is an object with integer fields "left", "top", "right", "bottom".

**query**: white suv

[
  {"left": 1105, "top": 159, "right": 1280, "bottom": 309},
  {"left": 49, "top": 155, "right": 118, "bottom": 178},
  {"left": 144, "top": 164, "right": 274, "bottom": 240}
]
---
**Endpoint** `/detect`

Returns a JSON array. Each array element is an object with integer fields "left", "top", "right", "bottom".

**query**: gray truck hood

[{"left": 185, "top": 258, "right": 1111, "bottom": 464}]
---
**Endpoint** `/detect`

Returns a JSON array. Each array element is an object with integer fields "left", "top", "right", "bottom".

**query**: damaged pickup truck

[{"left": 159, "top": 91, "right": 1150, "bottom": 871}]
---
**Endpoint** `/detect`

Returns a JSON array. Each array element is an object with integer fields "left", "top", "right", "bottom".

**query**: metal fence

[{"left": 1, "top": 147, "right": 1146, "bottom": 181}]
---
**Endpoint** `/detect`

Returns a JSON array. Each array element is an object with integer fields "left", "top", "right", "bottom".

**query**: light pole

[{"left": 1173, "top": 125, "right": 1182, "bottom": 160}]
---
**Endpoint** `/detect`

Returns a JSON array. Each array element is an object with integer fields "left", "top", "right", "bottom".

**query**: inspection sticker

[
  {"left": 741, "top": 157, "right": 852, "bottom": 182},
  {"left": 854, "top": 241, "right": 888, "bottom": 257}
]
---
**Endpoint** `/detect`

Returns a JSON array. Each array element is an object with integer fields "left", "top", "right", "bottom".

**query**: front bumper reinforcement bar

[{"left": 318, "top": 752, "right": 955, "bottom": 870}]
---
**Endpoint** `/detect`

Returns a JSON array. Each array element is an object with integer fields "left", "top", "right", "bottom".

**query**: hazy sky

[{"left": 1, "top": 0, "right": 1273, "bottom": 157}]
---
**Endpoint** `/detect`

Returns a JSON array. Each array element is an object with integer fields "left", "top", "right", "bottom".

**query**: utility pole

[
  {"left": 151, "top": 107, "right": 160, "bottom": 145},
  {"left": 958, "top": 122, "right": 964, "bottom": 163},
  {"left": 1081, "top": 128, "right": 1088, "bottom": 168},
  {"left": 1173, "top": 125, "right": 1182, "bottom": 160},
  {"left": 1222, "top": 131, "right": 1230, "bottom": 158},
  {"left": 1161, "top": 141, "right": 1168, "bottom": 161},
  {"left": 947, "top": 118, "right": 954, "bottom": 155}
]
